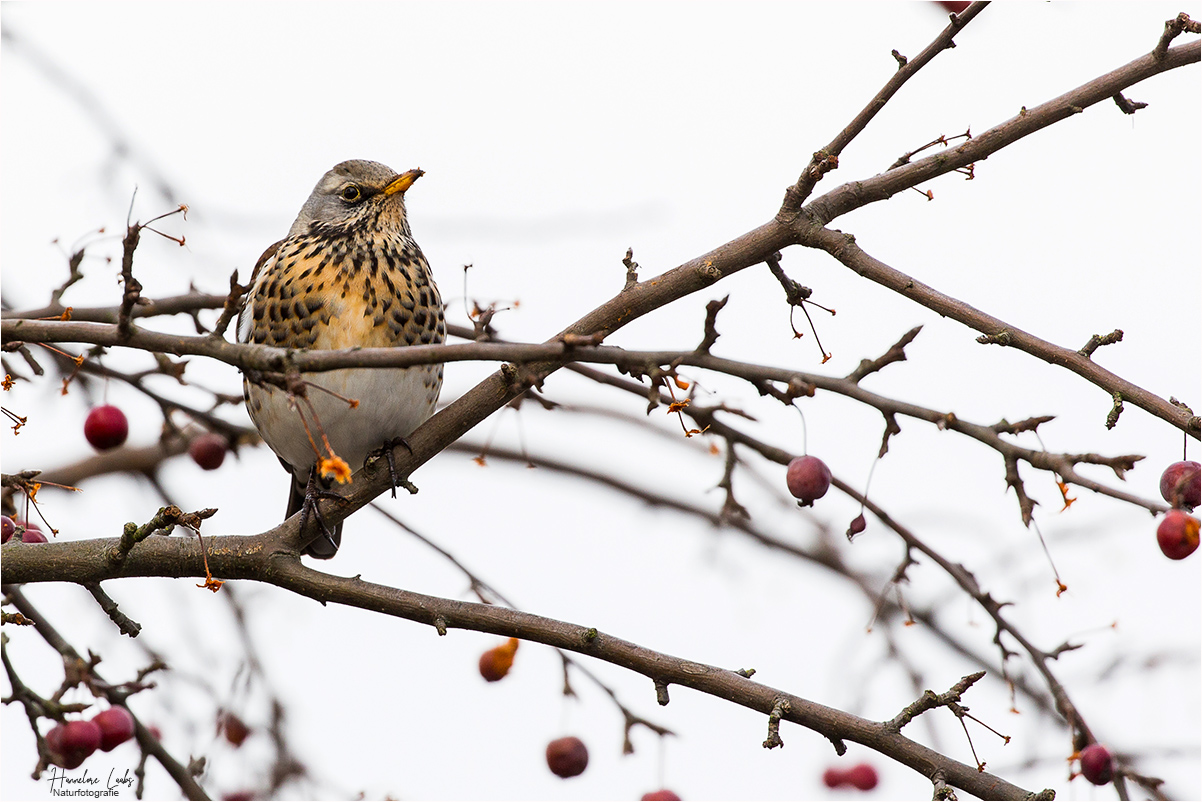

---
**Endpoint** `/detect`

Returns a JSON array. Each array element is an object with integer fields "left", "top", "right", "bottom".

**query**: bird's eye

[{"left": 340, "top": 185, "right": 362, "bottom": 202}]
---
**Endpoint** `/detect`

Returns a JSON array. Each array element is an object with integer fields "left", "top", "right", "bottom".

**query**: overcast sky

[{"left": 2, "top": 3, "right": 1199, "bottom": 800}]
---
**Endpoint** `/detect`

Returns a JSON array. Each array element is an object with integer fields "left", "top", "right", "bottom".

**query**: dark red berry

[
  {"left": 1079, "top": 743, "right": 1113, "bottom": 785},
  {"left": 18, "top": 521, "right": 48, "bottom": 543},
  {"left": 846, "top": 513, "right": 866, "bottom": 539},
  {"left": 219, "top": 711, "right": 250, "bottom": 747},
  {"left": 85, "top": 405, "right": 129, "bottom": 451},
  {"left": 93, "top": 706, "right": 136, "bottom": 751},
  {"left": 545, "top": 736, "right": 588, "bottom": 778},
  {"left": 847, "top": 763, "right": 879, "bottom": 791},
  {"left": 822, "top": 768, "right": 847, "bottom": 789},
  {"left": 1160, "top": 461, "right": 1200, "bottom": 508},
  {"left": 1156, "top": 510, "right": 1200, "bottom": 560},
  {"left": 47, "top": 720, "right": 102, "bottom": 769},
  {"left": 641, "top": 791, "right": 682, "bottom": 801},
  {"left": 1, "top": 516, "right": 14, "bottom": 543},
  {"left": 189, "top": 433, "right": 229, "bottom": 470},
  {"left": 786, "top": 456, "right": 831, "bottom": 506},
  {"left": 936, "top": 1, "right": 971, "bottom": 13}
]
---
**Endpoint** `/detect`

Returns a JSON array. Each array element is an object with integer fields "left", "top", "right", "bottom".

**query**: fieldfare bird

[{"left": 239, "top": 160, "right": 445, "bottom": 558}]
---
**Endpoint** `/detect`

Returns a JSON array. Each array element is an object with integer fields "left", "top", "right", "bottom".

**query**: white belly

[{"left": 246, "top": 364, "right": 441, "bottom": 481}]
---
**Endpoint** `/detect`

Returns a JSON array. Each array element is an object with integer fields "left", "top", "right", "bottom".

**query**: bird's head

[{"left": 288, "top": 160, "right": 423, "bottom": 239}]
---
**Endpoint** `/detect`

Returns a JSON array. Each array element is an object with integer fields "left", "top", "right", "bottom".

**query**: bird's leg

[
  {"left": 297, "top": 466, "right": 341, "bottom": 552},
  {"left": 373, "top": 437, "right": 417, "bottom": 498}
]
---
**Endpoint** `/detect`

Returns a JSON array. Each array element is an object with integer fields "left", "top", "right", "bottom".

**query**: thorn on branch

[
  {"left": 888, "top": 130, "right": 971, "bottom": 171},
  {"left": 1078, "top": 329, "right": 1123, "bottom": 358},
  {"left": 696, "top": 295, "right": 729, "bottom": 355},
  {"left": 211, "top": 270, "right": 251, "bottom": 338},
  {"left": 1154, "top": 12, "right": 1200, "bottom": 61},
  {"left": 764, "top": 252, "right": 833, "bottom": 361},
  {"left": 846, "top": 325, "right": 922, "bottom": 383},
  {"left": 716, "top": 439, "right": 749, "bottom": 523},
  {"left": 1105, "top": 392, "right": 1124, "bottom": 430},
  {"left": 990, "top": 415, "right": 1056, "bottom": 435},
  {"left": 1111, "top": 93, "right": 1148, "bottom": 115},
  {"left": 762, "top": 699, "right": 790, "bottom": 749},
  {"left": 1003, "top": 456, "right": 1037, "bottom": 526},
  {"left": 885, "top": 671, "right": 986, "bottom": 733},
  {"left": 879, "top": 412, "right": 901, "bottom": 459},
  {"left": 752, "top": 376, "right": 815, "bottom": 406},
  {"left": 976, "top": 330, "right": 1012, "bottom": 347},
  {"left": 621, "top": 248, "right": 640, "bottom": 291},
  {"left": 84, "top": 583, "right": 142, "bottom": 638},
  {"left": 932, "top": 769, "right": 958, "bottom": 800}
]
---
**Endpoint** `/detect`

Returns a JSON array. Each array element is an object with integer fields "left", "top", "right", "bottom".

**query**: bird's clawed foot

[
  {"left": 297, "top": 467, "right": 344, "bottom": 554},
  {"left": 372, "top": 437, "right": 417, "bottom": 498}
]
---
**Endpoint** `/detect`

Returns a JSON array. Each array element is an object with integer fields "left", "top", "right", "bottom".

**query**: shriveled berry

[
  {"left": 846, "top": 513, "right": 866, "bottom": 539},
  {"left": 479, "top": 638, "right": 520, "bottom": 682},
  {"left": 85, "top": 405, "right": 129, "bottom": 451},
  {"left": 822, "top": 768, "right": 847, "bottom": 788},
  {"left": 189, "top": 433, "right": 229, "bottom": 470},
  {"left": 545, "top": 736, "right": 588, "bottom": 778},
  {"left": 1160, "top": 461, "right": 1200, "bottom": 508},
  {"left": 219, "top": 711, "right": 250, "bottom": 747},
  {"left": 786, "top": 456, "right": 831, "bottom": 506},
  {"left": 641, "top": 791, "right": 682, "bottom": 801},
  {"left": 93, "top": 706, "right": 136, "bottom": 751},
  {"left": 47, "top": 720, "right": 102, "bottom": 769},
  {"left": 1079, "top": 743, "right": 1113, "bottom": 785},
  {"left": 1156, "top": 510, "right": 1200, "bottom": 560},
  {"left": 847, "top": 763, "right": 879, "bottom": 791},
  {"left": 1, "top": 516, "right": 14, "bottom": 543}
]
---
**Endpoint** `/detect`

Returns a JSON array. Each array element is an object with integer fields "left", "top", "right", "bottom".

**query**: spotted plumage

[{"left": 238, "top": 160, "right": 445, "bottom": 558}]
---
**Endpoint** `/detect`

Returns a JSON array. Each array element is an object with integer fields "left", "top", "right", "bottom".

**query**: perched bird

[{"left": 238, "top": 160, "right": 445, "bottom": 558}]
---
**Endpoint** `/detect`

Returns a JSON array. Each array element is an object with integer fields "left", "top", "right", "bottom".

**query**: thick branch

[{"left": 0, "top": 541, "right": 1047, "bottom": 800}]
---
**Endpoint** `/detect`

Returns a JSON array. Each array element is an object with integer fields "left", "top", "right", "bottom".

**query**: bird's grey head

[{"left": 287, "top": 160, "right": 423, "bottom": 238}]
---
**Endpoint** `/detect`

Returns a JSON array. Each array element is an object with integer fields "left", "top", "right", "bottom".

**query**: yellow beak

[{"left": 383, "top": 168, "right": 424, "bottom": 196}]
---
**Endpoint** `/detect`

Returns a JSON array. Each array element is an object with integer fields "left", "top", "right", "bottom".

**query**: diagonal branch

[{"left": 806, "top": 229, "right": 1198, "bottom": 438}]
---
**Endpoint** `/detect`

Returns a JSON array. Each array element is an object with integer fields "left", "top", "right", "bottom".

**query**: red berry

[
  {"left": 219, "top": 711, "right": 251, "bottom": 747},
  {"left": 936, "top": 1, "right": 971, "bottom": 13},
  {"left": 786, "top": 456, "right": 831, "bottom": 506},
  {"left": 847, "top": 763, "right": 879, "bottom": 791},
  {"left": 1156, "top": 510, "right": 1200, "bottom": 560},
  {"left": 1079, "top": 743, "right": 1113, "bottom": 785},
  {"left": 545, "top": 736, "right": 588, "bottom": 778},
  {"left": 479, "top": 638, "right": 519, "bottom": 682},
  {"left": 1, "top": 516, "right": 14, "bottom": 543},
  {"left": 93, "top": 706, "right": 136, "bottom": 751},
  {"left": 641, "top": 791, "right": 682, "bottom": 801},
  {"left": 85, "top": 405, "right": 129, "bottom": 451},
  {"left": 822, "top": 768, "right": 847, "bottom": 788},
  {"left": 18, "top": 521, "right": 48, "bottom": 543},
  {"left": 1160, "top": 461, "right": 1200, "bottom": 508},
  {"left": 189, "top": 433, "right": 229, "bottom": 470},
  {"left": 846, "top": 513, "right": 866, "bottom": 539},
  {"left": 47, "top": 720, "right": 102, "bottom": 769}
]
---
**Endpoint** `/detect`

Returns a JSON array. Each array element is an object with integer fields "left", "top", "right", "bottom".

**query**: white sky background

[{"left": 1, "top": 2, "right": 1200, "bottom": 800}]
